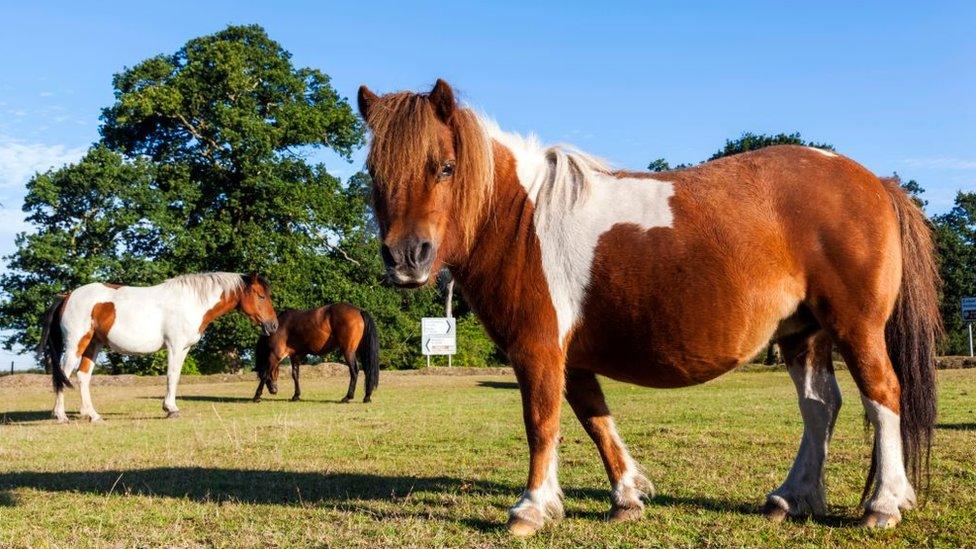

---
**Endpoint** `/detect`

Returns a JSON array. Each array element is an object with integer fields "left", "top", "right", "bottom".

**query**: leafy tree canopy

[
  {"left": 932, "top": 191, "right": 976, "bottom": 355},
  {"left": 648, "top": 132, "right": 833, "bottom": 172},
  {"left": 708, "top": 132, "right": 833, "bottom": 161},
  {"left": 1, "top": 25, "right": 454, "bottom": 372}
]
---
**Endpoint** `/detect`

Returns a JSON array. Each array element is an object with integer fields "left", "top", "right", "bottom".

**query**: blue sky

[{"left": 1, "top": 1, "right": 974, "bottom": 366}]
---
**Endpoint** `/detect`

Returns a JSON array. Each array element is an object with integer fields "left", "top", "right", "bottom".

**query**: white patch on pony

[
  {"left": 862, "top": 397, "right": 915, "bottom": 517},
  {"left": 606, "top": 417, "right": 653, "bottom": 508},
  {"left": 807, "top": 147, "right": 838, "bottom": 158},
  {"left": 487, "top": 122, "right": 675, "bottom": 346},
  {"left": 509, "top": 440, "right": 564, "bottom": 526}
]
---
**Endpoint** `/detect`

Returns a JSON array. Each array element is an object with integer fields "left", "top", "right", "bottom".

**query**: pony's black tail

[
  {"left": 874, "top": 178, "right": 943, "bottom": 497},
  {"left": 38, "top": 294, "right": 71, "bottom": 391},
  {"left": 357, "top": 311, "right": 380, "bottom": 394},
  {"left": 254, "top": 334, "right": 272, "bottom": 378}
]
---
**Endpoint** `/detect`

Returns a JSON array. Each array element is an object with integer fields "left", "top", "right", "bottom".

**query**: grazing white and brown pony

[
  {"left": 38, "top": 272, "right": 279, "bottom": 422},
  {"left": 357, "top": 80, "right": 942, "bottom": 535}
]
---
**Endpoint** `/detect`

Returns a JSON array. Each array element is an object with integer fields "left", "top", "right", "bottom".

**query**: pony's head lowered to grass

[{"left": 358, "top": 79, "right": 494, "bottom": 287}]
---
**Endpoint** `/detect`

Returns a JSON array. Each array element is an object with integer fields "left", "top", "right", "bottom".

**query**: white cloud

[{"left": 0, "top": 136, "right": 86, "bottom": 188}]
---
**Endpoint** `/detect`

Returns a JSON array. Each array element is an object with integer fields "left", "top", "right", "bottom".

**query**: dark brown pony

[
  {"left": 357, "top": 79, "right": 942, "bottom": 536},
  {"left": 252, "top": 303, "right": 379, "bottom": 403}
]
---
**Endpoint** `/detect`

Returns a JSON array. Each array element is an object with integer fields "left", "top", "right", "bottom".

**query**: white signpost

[
  {"left": 422, "top": 317, "right": 457, "bottom": 367},
  {"left": 963, "top": 297, "right": 976, "bottom": 357}
]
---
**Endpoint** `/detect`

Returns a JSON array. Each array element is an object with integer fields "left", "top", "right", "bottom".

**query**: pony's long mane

[
  {"left": 363, "top": 91, "right": 494, "bottom": 248},
  {"left": 162, "top": 272, "right": 246, "bottom": 304},
  {"left": 483, "top": 119, "right": 614, "bottom": 225}
]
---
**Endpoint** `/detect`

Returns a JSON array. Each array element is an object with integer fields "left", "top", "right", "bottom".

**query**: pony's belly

[
  {"left": 566, "top": 285, "right": 789, "bottom": 388},
  {"left": 105, "top": 332, "right": 164, "bottom": 355},
  {"left": 566, "top": 339, "right": 744, "bottom": 388},
  {"left": 103, "top": 307, "right": 166, "bottom": 354}
]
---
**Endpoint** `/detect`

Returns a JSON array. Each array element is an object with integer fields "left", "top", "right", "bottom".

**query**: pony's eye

[
  {"left": 258, "top": 294, "right": 266, "bottom": 300},
  {"left": 438, "top": 162, "right": 455, "bottom": 179}
]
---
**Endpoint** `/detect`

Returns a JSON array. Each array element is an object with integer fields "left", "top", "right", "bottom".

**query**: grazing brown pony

[
  {"left": 357, "top": 79, "right": 942, "bottom": 536},
  {"left": 252, "top": 303, "right": 380, "bottom": 403}
]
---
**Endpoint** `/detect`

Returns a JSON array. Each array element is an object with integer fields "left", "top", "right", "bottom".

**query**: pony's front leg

[
  {"left": 162, "top": 345, "right": 188, "bottom": 418},
  {"left": 764, "top": 331, "right": 840, "bottom": 522},
  {"left": 565, "top": 369, "right": 653, "bottom": 521},
  {"left": 507, "top": 354, "right": 565, "bottom": 537}
]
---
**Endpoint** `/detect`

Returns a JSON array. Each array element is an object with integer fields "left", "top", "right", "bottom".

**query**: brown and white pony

[
  {"left": 38, "top": 272, "right": 279, "bottom": 421},
  {"left": 357, "top": 80, "right": 942, "bottom": 535},
  {"left": 252, "top": 303, "right": 380, "bottom": 403}
]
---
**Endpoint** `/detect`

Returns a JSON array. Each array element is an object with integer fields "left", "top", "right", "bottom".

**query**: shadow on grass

[
  {"left": 1, "top": 411, "right": 127, "bottom": 424},
  {"left": 936, "top": 422, "right": 976, "bottom": 431},
  {"left": 149, "top": 395, "right": 358, "bottom": 405},
  {"left": 1, "top": 410, "right": 53, "bottom": 423},
  {"left": 0, "top": 468, "right": 523, "bottom": 506},
  {"left": 562, "top": 490, "right": 858, "bottom": 527},
  {"left": 477, "top": 381, "right": 519, "bottom": 390},
  {"left": 0, "top": 467, "right": 857, "bottom": 528},
  {"left": 161, "top": 395, "right": 259, "bottom": 403},
  {"left": 0, "top": 467, "right": 513, "bottom": 533}
]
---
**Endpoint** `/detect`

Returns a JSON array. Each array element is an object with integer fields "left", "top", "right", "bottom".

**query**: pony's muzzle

[
  {"left": 267, "top": 381, "right": 278, "bottom": 394},
  {"left": 262, "top": 319, "right": 278, "bottom": 336},
  {"left": 382, "top": 237, "right": 434, "bottom": 288}
]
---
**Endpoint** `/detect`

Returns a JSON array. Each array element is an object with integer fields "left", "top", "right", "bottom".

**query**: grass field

[{"left": 1, "top": 368, "right": 974, "bottom": 547}]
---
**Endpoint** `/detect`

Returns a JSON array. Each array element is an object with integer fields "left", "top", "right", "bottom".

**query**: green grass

[{"left": 1, "top": 369, "right": 974, "bottom": 547}]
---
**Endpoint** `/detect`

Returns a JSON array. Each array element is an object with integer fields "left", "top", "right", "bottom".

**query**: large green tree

[
  {"left": 932, "top": 191, "right": 976, "bottom": 355},
  {"left": 1, "top": 25, "right": 452, "bottom": 372}
]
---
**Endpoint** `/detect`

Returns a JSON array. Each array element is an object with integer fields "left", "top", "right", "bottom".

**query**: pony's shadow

[
  {"left": 1, "top": 411, "right": 126, "bottom": 424},
  {"left": 936, "top": 422, "right": 976, "bottom": 431},
  {"left": 0, "top": 467, "right": 511, "bottom": 520},
  {"left": 0, "top": 467, "right": 857, "bottom": 528},
  {"left": 158, "top": 395, "right": 256, "bottom": 403},
  {"left": 477, "top": 381, "right": 519, "bottom": 390},
  {"left": 1, "top": 410, "right": 54, "bottom": 423},
  {"left": 142, "top": 395, "right": 357, "bottom": 405}
]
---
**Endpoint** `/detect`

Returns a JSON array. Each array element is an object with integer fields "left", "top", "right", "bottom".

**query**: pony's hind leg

[
  {"left": 290, "top": 354, "right": 305, "bottom": 401},
  {"left": 53, "top": 354, "right": 74, "bottom": 423},
  {"left": 52, "top": 334, "right": 85, "bottom": 423},
  {"left": 764, "top": 330, "right": 840, "bottom": 522},
  {"left": 565, "top": 369, "right": 652, "bottom": 521},
  {"left": 340, "top": 351, "right": 358, "bottom": 403},
  {"left": 835, "top": 329, "right": 915, "bottom": 528},
  {"left": 77, "top": 341, "right": 104, "bottom": 422}
]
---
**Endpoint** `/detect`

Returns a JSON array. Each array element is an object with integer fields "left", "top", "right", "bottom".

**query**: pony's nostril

[
  {"left": 380, "top": 244, "right": 396, "bottom": 268},
  {"left": 417, "top": 241, "right": 434, "bottom": 265}
]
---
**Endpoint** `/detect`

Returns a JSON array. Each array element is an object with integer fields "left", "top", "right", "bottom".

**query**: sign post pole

[
  {"left": 445, "top": 279, "right": 455, "bottom": 368},
  {"left": 969, "top": 323, "right": 973, "bottom": 358}
]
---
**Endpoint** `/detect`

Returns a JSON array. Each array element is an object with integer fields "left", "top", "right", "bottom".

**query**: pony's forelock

[{"left": 364, "top": 91, "right": 494, "bottom": 249}]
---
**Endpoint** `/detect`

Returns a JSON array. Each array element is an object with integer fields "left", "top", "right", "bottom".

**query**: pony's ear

[
  {"left": 358, "top": 85, "right": 379, "bottom": 121},
  {"left": 429, "top": 79, "right": 455, "bottom": 122}
]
